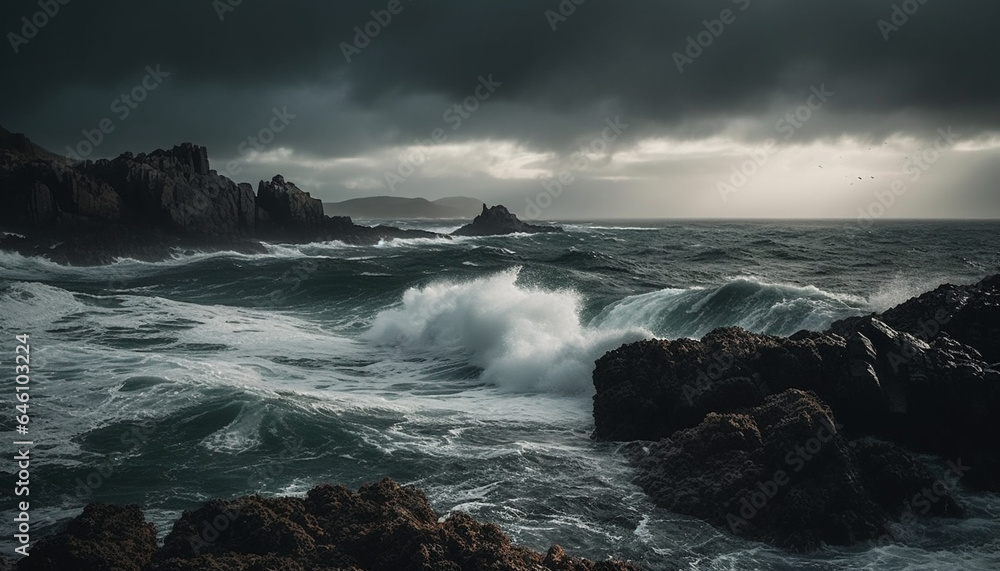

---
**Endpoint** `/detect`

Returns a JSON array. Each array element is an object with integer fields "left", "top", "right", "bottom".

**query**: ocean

[{"left": 2, "top": 219, "right": 999, "bottom": 570}]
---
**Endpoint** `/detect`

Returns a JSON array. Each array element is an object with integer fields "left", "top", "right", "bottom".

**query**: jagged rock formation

[
  {"left": 592, "top": 274, "right": 1000, "bottom": 549},
  {"left": 87, "top": 144, "right": 257, "bottom": 236},
  {"left": 256, "top": 175, "right": 325, "bottom": 235},
  {"left": 14, "top": 479, "right": 640, "bottom": 571},
  {"left": 451, "top": 204, "right": 562, "bottom": 236},
  {"left": 831, "top": 273, "right": 1000, "bottom": 364},
  {"left": 0, "top": 125, "right": 123, "bottom": 226},
  {"left": 0, "top": 127, "right": 441, "bottom": 264}
]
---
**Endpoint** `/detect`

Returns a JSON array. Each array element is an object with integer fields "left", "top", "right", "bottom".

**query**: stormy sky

[{"left": 2, "top": 0, "right": 999, "bottom": 219}]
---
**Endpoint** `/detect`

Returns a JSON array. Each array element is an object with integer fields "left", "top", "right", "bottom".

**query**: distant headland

[{"left": 0, "top": 126, "right": 561, "bottom": 265}]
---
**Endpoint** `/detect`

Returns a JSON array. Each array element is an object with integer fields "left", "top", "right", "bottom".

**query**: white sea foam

[
  {"left": 562, "top": 224, "right": 660, "bottom": 232},
  {"left": 374, "top": 235, "right": 467, "bottom": 249},
  {"left": 364, "top": 268, "right": 649, "bottom": 394}
]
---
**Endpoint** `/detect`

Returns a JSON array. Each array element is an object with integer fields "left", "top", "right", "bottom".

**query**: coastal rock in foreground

[
  {"left": 593, "top": 275, "right": 1000, "bottom": 550},
  {"left": 593, "top": 278, "right": 1000, "bottom": 492},
  {"left": 831, "top": 273, "right": 1000, "bottom": 365},
  {"left": 15, "top": 504, "right": 156, "bottom": 571},
  {"left": 451, "top": 204, "right": 562, "bottom": 236},
  {"left": 16, "top": 479, "right": 639, "bottom": 571},
  {"left": 628, "top": 389, "right": 962, "bottom": 551}
]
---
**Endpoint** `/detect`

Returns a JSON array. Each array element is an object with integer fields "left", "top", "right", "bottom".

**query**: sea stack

[{"left": 451, "top": 204, "right": 563, "bottom": 236}]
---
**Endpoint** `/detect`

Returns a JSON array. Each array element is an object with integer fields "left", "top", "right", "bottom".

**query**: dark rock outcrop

[
  {"left": 86, "top": 144, "right": 258, "bottom": 236},
  {"left": 593, "top": 291, "right": 1000, "bottom": 492},
  {"left": 628, "top": 389, "right": 962, "bottom": 551},
  {"left": 451, "top": 204, "right": 562, "bottom": 236},
  {"left": 17, "top": 479, "right": 639, "bottom": 571},
  {"left": 256, "top": 175, "right": 325, "bottom": 235},
  {"left": 831, "top": 273, "right": 1000, "bottom": 365},
  {"left": 592, "top": 326, "right": 885, "bottom": 443},
  {"left": 0, "top": 127, "right": 445, "bottom": 264},
  {"left": 16, "top": 504, "right": 157, "bottom": 571},
  {"left": 1, "top": 127, "right": 123, "bottom": 227},
  {"left": 593, "top": 275, "right": 1000, "bottom": 549}
]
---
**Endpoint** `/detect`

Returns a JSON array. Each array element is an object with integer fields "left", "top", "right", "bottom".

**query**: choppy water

[{"left": 1, "top": 220, "right": 999, "bottom": 569}]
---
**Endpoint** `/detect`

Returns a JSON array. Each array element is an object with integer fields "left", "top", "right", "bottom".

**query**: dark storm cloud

[{"left": 2, "top": 0, "right": 999, "bottom": 158}]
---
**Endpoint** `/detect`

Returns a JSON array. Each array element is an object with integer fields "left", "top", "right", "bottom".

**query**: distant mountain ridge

[{"left": 323, "top": 196, "right": 483, "bottom": 219}]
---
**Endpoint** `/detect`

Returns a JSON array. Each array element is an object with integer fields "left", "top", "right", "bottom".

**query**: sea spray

[
  {"left": 592, "top": 277, "right": 869, "bottom": 339},
  {"left": 365, "top": 267, "right": 649, "bottom": 394}
]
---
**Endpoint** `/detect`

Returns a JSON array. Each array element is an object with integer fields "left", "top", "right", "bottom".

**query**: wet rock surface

[
  {"left": 627, "top": 390, "right": 963, "bottom": 551},
  {"left": 15, "top": 504, "right": 157, "bottom": 571},
  {"left": 831, "top": 273, "right": 1000, "bottom": 365},
  {"left": 13, "top": 480, "right": 640, "bottom": 571},
  {"left": 593, "top": 275, "right": 999, "bottom": 548}
]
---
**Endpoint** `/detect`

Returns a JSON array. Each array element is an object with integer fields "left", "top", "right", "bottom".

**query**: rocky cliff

[
  {"left": 0, "top": 127, "right": 439, "bottom": 264},
  {"left": 256, "top": 174, "right": 325, "bottom": 236},
  {"left": 0, "top": 126, "right": 123, "bottom": 226},
  {"left": 85, "top": 143, "right": 257, "bottom": 236}
]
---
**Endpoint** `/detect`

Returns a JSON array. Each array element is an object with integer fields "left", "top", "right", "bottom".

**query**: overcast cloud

[{"left": 2, "top": 0, "right": 998, "bottom": 218}]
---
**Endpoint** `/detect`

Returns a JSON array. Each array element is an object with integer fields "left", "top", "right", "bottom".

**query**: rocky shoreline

[
  {"left": 6, "top": 124, "right": 997, "bottom": 560},
  {"left": 10, "top": 277, "right": 995, "bottom": 566},
  {"left": 10, "top": 479, "right": 639, "bottom": 571},
  {"left": 0, "top": 127, "right": 557, "bottom": 265},
  {"left": 593, "top": 274, "right": 1000, "bottom": 550}
]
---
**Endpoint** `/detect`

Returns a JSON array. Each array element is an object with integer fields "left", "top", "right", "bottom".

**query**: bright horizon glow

[{"left": 215, "top": 129, "right": 1000, "bottom": 220}]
